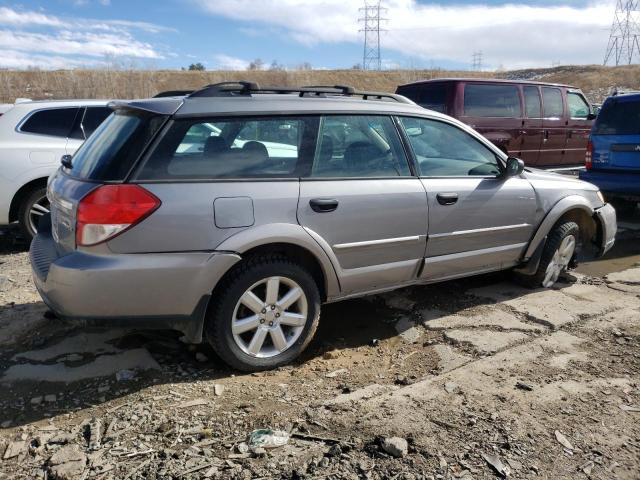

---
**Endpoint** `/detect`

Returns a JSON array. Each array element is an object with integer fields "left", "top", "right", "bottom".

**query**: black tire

[
  {"left": 205, "top": 255, "right": 321, "bottom": 372},
  {"left": 17, "top": 186, "right": 49, "bottom": 242},
  {"left": 514, "top": 221, "right": 579, "bottom": 289}
]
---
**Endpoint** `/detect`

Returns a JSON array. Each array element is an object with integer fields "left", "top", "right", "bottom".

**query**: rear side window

[
  {"left": 524, "top": 86, "right": 541, "bottom": 118},
  {"left": 311, "top": 115, "right": 411, "bottom": 177},
  {"left": 464, "top": 84, "right": 522, "bottom": 118},
  {"left": 593, "top": 98, "right": 640, "bottom": 135},
  {"left": 398, "top": 84, "right": 448, "bottom": 113},
  {"left": 20, "top": 107, "right": 79, "bottom": 137},
  {"left": 542, "top": 87, "right": 564, "bottom": 118},
  {"left": 137, "top": 116, "right": 317, "bottom": 179},
  {"left": 69, "top": 106, "right": 113, "bottom": 140},
  {"left": 66, "top": 110, "right": 165, "bottom": 181}
]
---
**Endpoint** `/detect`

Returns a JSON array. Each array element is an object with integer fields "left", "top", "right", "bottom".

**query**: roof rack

[
  {"left": 153, "top": 90, "right": 194, "bottom": 98},
  {"left": 187, "top": 81, "right": 414, "bottom": 104},
  {"left": 611, "top": 88, "right": 640, "bottom": 96}
]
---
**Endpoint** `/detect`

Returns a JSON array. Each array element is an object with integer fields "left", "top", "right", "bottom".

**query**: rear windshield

[
  {"left": 593, "top": 98, "right": 640, "bottom": 135},
  {"left": 65, "top": 110, "right": 165, "bottom": 181},
  {"left": 397, "top": 84, "right": 448, "bottom": 113}
]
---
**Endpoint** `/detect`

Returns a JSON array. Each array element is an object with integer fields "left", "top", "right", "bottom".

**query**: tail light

[
  {"left": 585, "top": 140, "right": 593, "bottom": 170},
  {"left": 76, "top": 184, "right": 160, "bottom": 246}
]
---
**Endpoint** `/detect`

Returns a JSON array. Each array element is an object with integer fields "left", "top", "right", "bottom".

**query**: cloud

[
  {"left": 213, "top": 54, "right": 250, "bottom": 70},
  {"left": 195, "top": 0, "right": 616, "bottom": 68},
  {"left": 0, "top": 6, "right": 171, "bottom": 69}
]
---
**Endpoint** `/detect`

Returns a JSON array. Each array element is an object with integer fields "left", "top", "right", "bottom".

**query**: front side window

[
  {"left": 137, "top": 116, "right": 316, "bottom": 179},
  {"left": 524, "top": 86, "right": 542, "bottom": 118},
  {"left": 20, "top": 107, "right": 79, "bottom": 137},
  {"left": 463, "top": 84, "right": 522, "bottom": 118},
  {"left": 310, "top": 115, "right": 411, "bottom": 177},
  {"left": 567, "top": 92, "right": 591, "bottom": 119},
  {"left": 542, "top": 87, "right": 564, "bottom": 118},
  {"left": 399, "top": 116, "right": 502, "bottom": 177}
]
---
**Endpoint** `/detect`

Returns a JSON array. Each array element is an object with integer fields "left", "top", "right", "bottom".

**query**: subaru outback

[{"left": 30, "top": 82, "right": 617, "bottom": 371}]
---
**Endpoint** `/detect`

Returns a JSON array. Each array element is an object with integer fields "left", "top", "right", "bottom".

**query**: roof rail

[
  {"left": 611, "top": 88, "right": 640, "bottom": 96},
  {"left": 153, "top": 90, "right": 194, "bottom": 98},
  {"left": 187, "top": 81, "right": 414, "bottom": 104}
]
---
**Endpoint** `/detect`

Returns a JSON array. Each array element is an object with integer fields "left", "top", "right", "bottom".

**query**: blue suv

[{"left": 580, "top": 92, "right": 640, "bottom": 210}]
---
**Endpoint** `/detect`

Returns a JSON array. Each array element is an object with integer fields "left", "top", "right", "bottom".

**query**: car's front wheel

[
  {"left": 515, "top": 221, "right": 579, "bottom": 288},
  {"left": 205, "top": 255, "right": 321, "bottom": 371}
]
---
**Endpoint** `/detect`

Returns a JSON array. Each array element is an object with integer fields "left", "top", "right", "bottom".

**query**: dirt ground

[{"left": 0, "top": 211, "right": 638, "bottom": 480}]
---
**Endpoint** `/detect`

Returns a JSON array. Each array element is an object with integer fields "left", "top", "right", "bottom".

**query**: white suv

[{"left": 0, "top": 99, "right": 112, "bottom": 240}]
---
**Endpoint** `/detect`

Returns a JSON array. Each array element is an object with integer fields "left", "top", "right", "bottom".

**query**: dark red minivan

[{"left": 396, "top": 78, "right": 596, "bottom": 168}]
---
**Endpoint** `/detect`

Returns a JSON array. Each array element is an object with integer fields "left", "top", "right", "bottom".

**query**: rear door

[
  {"left": 591, "top": 96, "right": 640, "bottom": 171},
  {"left": 397, "top": 116, "right": 537, "bottom": 281},
  {"left": 297, "top": 114, "right": 428, "bottom": 294},
  {"left": 19, "top": 107, "right": 79, "bottom": 166},
  {"left": 564, "top": 90, "right": 593, "bottom": 165},
  {"left": 540, "top": 87, "right": 566, "bottom": 167}
]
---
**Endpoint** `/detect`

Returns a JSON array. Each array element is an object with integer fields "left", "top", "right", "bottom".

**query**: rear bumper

[
  {"left": 579, "top": 170, "right": 640, "bottom": 197},
  {"left": 594, "top": 203, "right": 616, "bottom": 256},
  {"left": 30, "top": 225, "right": 241, "bottom": 343}
]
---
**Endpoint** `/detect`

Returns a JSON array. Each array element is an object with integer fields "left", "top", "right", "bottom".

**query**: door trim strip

[
  {"left": 333, "top": 235, "right": 424, "bottom": 250},
  {"left": 428, "top": 223, "right": 530, "bottom": 239}
]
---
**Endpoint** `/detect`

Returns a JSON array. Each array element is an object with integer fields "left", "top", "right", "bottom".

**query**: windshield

[
  {"left": 65, "top": 110, "right": 166, "bottom": 181},
  {"left": 593, "top": 98, "right": 640, "bottom": 135}
]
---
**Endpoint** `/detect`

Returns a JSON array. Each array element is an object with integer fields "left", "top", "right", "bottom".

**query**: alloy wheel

[
  {"left": 542, "top": 235, "right": 576, "bottom": 288},
  {"left": 231, "top": 276, "right": 308, "bottom": 358},
  {"left": 28, "top": 194, "right": 50, "bottom": 235}
]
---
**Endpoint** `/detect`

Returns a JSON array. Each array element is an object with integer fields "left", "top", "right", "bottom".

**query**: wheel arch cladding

[{"left": 524, "top": 195, "right": 596, "bottom": 260}]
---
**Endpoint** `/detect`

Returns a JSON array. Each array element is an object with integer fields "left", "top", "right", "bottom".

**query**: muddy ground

[{"left": 0, "top": 209, "right": 638, "bottom": 480}]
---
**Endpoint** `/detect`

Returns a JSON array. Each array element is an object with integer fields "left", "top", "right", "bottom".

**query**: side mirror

[
  {"left": 504, "top": 156, "right": 525, "bottom": 178},
  {"left": 587, "top": 112, "right": 597, "bottom": 120},
  {"left": 61, "top": 154, "right": 73, "bottom": 169}
]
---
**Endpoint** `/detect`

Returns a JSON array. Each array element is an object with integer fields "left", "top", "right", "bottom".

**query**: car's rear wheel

[
  {"left": 514, "top": 221, "right": 579, "bottom": 289},
  {"left": 18, "top": 186, "right": 49, "bottom": 242},
  {"left": 205, "top": 255, "right": 321, "bottom": 371}
]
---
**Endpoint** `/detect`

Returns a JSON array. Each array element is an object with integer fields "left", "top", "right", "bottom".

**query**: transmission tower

[
  {"left": 603, "top": 0, "right": 640, "bottom": 65},
  {"left": 471, "top": 51, "right": 483, "bottom": 71},
  {"left": 359, "top": 1, "right": 387, "bottom": 71}
]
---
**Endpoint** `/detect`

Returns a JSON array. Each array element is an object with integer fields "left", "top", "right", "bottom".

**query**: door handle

[
  {"left": 436, "top": 193, "right": 458, "bottom": 206},
  {"left": 310, "top": 198, "right": 339, "bottom": 213},
  {"left": 543, "top": 130, "right": 549, "bottom": 142}
]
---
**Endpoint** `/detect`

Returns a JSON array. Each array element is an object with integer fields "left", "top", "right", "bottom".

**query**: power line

[
  {"left": 471, "top": 51, "right": 483, "bottom": 71},
  {"left": 359, "top": 1, "right": 387, "bottom": 71},
  {"left": 604, "top": 0, "right": 640, "bottom": 65}
]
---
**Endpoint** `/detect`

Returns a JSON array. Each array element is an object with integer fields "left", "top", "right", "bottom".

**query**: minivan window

[
  {"left": 463, "top": 84, "right": 522, "bottom": 118},
  {"left": 524, "top": 86, "right": 542, "bottom": 118},
  {"left": 66, "top": 110, "right": 165, "bottom": 181},
  {"left": 542, "top": 87, "right": 564, "bottom": 118},
  {"left": 20, "top": 107, "right": 79, "bottom": 137},
  {"left": 399, "top": 116, "right": 501, "bottom": 177},
  {"left": 398, "top": 84, "right": 448, "bottom": 113},
  {"left": 137, "top": 116, "right": 317, "bottom": 179},
  {"left": 593, "top": 98, "right": 640, "bottom": 135},
  {"left": 567, "top": 92, "right": 591, "bottom": 119},
  {"left": 310, "top": 115, "right": 411, "bottom": 177}
]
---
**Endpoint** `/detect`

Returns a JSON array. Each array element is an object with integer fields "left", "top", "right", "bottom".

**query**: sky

[{"left": 0, "top": 0, "right": 618, "bottom": 71}]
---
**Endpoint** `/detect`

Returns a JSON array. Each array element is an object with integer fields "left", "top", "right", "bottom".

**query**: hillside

[{"left": 1, "top": 64, "right": 639, "bottom": 103}]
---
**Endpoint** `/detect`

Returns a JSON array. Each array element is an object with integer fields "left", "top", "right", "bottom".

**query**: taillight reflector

[
  {"left": 76, "top": 184, "right": 160, "bottom": 246},
  {"left": 585, "top": 140, "right": 593, "bottom": 170}
]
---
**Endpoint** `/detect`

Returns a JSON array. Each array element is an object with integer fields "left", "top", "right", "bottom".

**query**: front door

[
  {"left": 396, "top": 116, "right": 537, "bottom": 281},
  {"left": 297, "top": 115, "right": 428, "bottom": 294},
  {"left": 564, "top": 90, "right": 593, "bottom": 165}
]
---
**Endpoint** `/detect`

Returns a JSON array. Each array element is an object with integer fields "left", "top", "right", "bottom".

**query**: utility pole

[
  {"left": 359, "top": 1, "right": 387, "bottom": 71},
  {"left": 471, "top": 51, "right": 483, "bottom": 71},
  {"left": 604, "top": 0, "right": 640, "bottom": 65}
]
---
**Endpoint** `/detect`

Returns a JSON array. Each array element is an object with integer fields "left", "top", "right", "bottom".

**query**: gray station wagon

[{"left": 30, "top": 82, "right": 617, "bottom": 371}]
